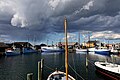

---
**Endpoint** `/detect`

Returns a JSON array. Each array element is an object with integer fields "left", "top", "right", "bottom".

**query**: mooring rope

[
  {"left": 69, "top": 64, "right": 85, "bottom": 80},
  {"left": 44, "top": 64, "right": 55, "bottom": 71},
  {"left": 71, "top": 53, "right": 78, "bottom": 80},
  {"left": 58, "top": 65, "right": 64, "bottom": 71}
]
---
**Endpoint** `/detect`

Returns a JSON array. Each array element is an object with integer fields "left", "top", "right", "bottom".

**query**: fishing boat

[
  {"left": 47, "top": 18, "right": 75, "bottom": 80},
  {"left": 76, "top": 48, "right": 88, "bottom": 53},
  {"left": 88, "top": 47, "right": 95, "bottom": 52},
  {"left": 95, "top": 61, "right": 120, "bottom": 79},
  {"left": 41, "top": 46, "right": 64, "bottom": 52},
  {"left": 110, "top": 47, "right": 119, "bottom": 55},
  {"left": 76, "top": 32, "right": 88, "bottom": 53},
  {"left": 22, "top": 47, "right": 37, "bottom": 54},
  {"left": 94, "top": 47, "right": 110, "bottom": 56},
  {"left": 5, "top": 48, "right": 21, "bottom": 56}
]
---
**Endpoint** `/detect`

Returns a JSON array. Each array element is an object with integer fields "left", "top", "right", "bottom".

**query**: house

[
  {"left": 13, "top": 42, "right": 33, "bottom": 48},
  {"left": 58, "top": 42, "right": 79, "bottom": 49},
  {"left": 85, "top": 40, "right": 99, "bottom": 48},
  {"left": 114, "top": 43, "right": 120, "bottom": 49},
  {"left": 0, "top": 42, "right": 9, "bottom": 56},
  {"left": 105, "top": 44, "right": 113, "bottom": 49}
]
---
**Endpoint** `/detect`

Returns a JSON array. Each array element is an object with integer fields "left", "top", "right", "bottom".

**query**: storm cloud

[{"left": 0, "top": 0, "right": 120, "bottom": 42}]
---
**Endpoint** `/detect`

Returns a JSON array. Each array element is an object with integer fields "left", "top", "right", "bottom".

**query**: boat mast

[
  {"left": 64, "top": 17, "right": 68, "bottom": 80},
  {"left": 88, "top": 32, "right": 90, "bottom": 48},
  {"left": 78, "top": 32, "right": 80, "bottom": 48}
]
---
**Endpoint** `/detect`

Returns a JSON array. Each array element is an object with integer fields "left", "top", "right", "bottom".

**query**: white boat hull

[
  {"left": 88, "top": 48, "right": 95, "bottom": 52},
  {"left": 76, "top": 48, "right": 88, "bottom": 52},
  {"left": 41, "top": 46, "right": 64, "bottom": 52},
  {"left": 95, "top": 61, "right": 120, "bottom": 79},
  {"left": 22, "top": 47, "right": 37, "bottom": 54},
  {"left": 5, "top": 48, "right": 21, "bottom": 56},
  {"left": 47, "top": 71, "right": 75, "bottom": 80}
]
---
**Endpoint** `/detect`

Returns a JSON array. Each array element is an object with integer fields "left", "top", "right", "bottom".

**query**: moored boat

[
  {"left": 22, "top": 47, "right": 37, "bottom": 54},
  {"left": 5, "top": 48, "right": 21, "bottom": 56},
  {"left": 76, "top": 48, "right": 88, "bottom": 53},
  {"left": 94, "top": 47, "right": 110, "bottom": 56},
  {"left": 47, "top": 70, "right": 75, "bottom": 80},
  {"left": 110, "top": 47, "right": 119, "bottom": 55},
  {"left": 41, "top": 46, "right": 64, "bottom": 52},
  {"left": 88, "top": 47, "right": 95, "bottom": 52},
  {"left": 95, "top": 61, "right": 120, "bottom": 79}
]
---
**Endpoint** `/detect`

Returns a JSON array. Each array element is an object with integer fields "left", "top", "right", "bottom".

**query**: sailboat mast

[
  {"left": 78, "top": 32, "right": 80, "bottom": 47},
  {"left": 88, "top": 32, "right": 90, "bottom": 48},
  {"left": 64, "top": 17, "right": 68, "bottom": 80}
]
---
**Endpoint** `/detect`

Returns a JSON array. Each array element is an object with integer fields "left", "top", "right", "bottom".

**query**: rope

[
  {"left": 58, "top": 66, "right": 64, "bottom": 71},
  {"left": 71, "top": 54, "right": 78, "bottom": 79},
  {"left": 44, "top": 64, "right": 54, "bottom": 71},
  {"left": 18, "top": 73, "right": 25, "bottom": 80},
  {"left": 44, "top": 64, "right": 64, "bottom": 72},
  {"left": 69, "top": 64, "right": 85, "bottom": 80}
]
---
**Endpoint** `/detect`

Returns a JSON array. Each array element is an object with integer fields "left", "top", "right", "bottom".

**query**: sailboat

[
  {"left": 5, "top": 43, "right": 21, "bottom": 56},
  {"left": 75, "top": 32, "right": 88, "bottom": 53},
  {"left": 47, "top": 18, "right": 75, "bottom": 80}
]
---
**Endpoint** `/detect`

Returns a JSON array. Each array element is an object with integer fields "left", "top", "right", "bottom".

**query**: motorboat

[
  {"left": 94, "top": 47, "right": 110, "bottom": 56},
  {"left": 5, "top": 48, "right": 21, "bottom": 56},
  {"left": 41, "top": 46, "right": 64, "bottom": 52},
  {"left": 95, "top": 61, "right": 120, "bottom": 79},
  {"left": 22, "top": 47, "right": 37, "bottom": 54}
]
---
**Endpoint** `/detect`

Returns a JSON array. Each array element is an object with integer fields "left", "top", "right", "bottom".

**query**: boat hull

[
  {"left": 47, "top": 71, "right": 75, "bottom": 80},
  {"left": 22, "top": 48, "right": 37, "bottom": 54},
  {"left": 41, "top": 47, "right": 64, "bottom": 52},
  {"left": 88, "top": 48, "right": 95, "bottom": 52},
  {"left": 76, "top": 48, "right": 88, "bottom": 52},
  {"left": 95, "top": 62, "right": 120, "bottom": 79},
  {"left": 5, "top": 48, "right": 21, "bottom": 56},
  {"left": 95, "top": 50, "right": 110, "bottom": 56},
  {"left": 5, "top": 52, "right": 20, "bottom": 56},
  {"left": 41, "top": 49, "right": 64, "bottom": 52}
]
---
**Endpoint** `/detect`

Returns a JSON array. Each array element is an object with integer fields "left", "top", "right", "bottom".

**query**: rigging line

[
  {"left": 58, "top": 65, "right": 64, "bottom": 71},
  {"left": 44, "top": 64, "right": 54, "bottom": 71},
  {"left": 87, "top": 59, "right": 95, "bottom": 66},
  {"left": 71, "top": 54, "right": 78, "bottom": 80},
  {"left": 69, "top": 64, "right": 85, "bottom": 80},
  {"left": 18, "top": 72, "right": 25, "bottom": 80}
]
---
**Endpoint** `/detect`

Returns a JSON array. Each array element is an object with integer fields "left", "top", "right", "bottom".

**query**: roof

[
  {"left": 60, "top": 42, "right": 77, "bottom": 46},
  {"left": 87, "top": 40, "right": 99, "bottom": 43},
  {"left": 0, "top": 42, "right": 9, "bottom": 47},
  {"left": 14, "top": 42, "right": 29, "bottom": 45},
  {"left": 13, "top": 42, "right": 33, "bottom": 46}
]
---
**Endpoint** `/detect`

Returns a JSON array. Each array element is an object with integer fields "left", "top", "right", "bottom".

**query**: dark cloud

[{"left": 0, "top": 0, "right": 120, "bottom": 43}]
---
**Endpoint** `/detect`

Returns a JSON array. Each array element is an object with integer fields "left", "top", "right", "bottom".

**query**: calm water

[{"left": 0, "top": 52, "right": 120, "bottom": 80}]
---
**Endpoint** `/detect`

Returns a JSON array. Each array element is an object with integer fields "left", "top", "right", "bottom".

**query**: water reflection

[{"left": 0, "top": 52, "right": 119, "bottom": 80}]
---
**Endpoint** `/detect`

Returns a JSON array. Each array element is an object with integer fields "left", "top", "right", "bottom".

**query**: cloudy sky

[{"left": 0, "top": 0, "right": 120, "bottom": 44}]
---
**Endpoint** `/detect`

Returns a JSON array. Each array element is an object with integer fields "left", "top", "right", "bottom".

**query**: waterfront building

[{"left": 0, "top": 42, "right": 9, "bottom": 56}]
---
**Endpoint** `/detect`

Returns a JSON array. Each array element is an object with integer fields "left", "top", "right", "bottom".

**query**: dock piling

[
  {"left": 38, "top": 59, "right": 44, "bottom": 80},
  {"left": 27, "top": 73, "right": 33, "bottom": 80},
  {"left": 86, "top": 54, "right": 88, "bottom": 68}
]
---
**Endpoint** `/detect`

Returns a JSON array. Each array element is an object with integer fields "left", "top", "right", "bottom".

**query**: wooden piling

[
  {"left": 38, "top": 59, "right": 44, "bottom": 80},
  {"left": 27, "top": 73, "right": 33, "bottom": 80},
  {"left": 86, "top": 54, "right": 88, "bottom": 68}
]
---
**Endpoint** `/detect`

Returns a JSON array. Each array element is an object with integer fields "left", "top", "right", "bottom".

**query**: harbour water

[{"left": 0, "top": 52, "right": 120, "bottom": 80}]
